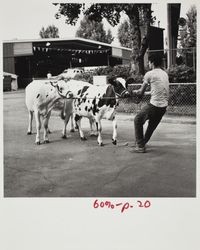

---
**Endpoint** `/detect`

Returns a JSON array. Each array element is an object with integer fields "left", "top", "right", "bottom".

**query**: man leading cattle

[{"left": 131, "top": 53, "right": 169, "bottom": 153}]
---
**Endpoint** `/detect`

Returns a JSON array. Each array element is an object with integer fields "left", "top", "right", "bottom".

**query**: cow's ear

[
  {"left": 58, "top": 76, "right": 65, "bottom": 80},
  {"left": 107, "top": 77, "right": 115, "bottom": 85},
  {"left": 50, "top": 81, "right": 57, "bottom": 87},
  {"left": 125, "top": 77, "right": 134, "bottom": 88}
]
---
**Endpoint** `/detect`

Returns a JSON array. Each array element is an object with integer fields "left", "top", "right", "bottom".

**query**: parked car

[{"left": 59, "top": 68, "right": 84, "bottom": 79}]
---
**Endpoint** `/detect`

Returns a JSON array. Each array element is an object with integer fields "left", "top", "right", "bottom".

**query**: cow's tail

[{"left": 60, "top": 99, "right": 73, "bottom": 120}]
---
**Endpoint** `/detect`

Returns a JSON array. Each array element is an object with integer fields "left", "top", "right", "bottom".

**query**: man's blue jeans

[{"left": 134, "top": 103, "right": 167, "bottom": 148}]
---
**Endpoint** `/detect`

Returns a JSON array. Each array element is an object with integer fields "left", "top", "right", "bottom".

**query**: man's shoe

[{"left": 134, "top": 146, "right": 146, "bottom": 153}]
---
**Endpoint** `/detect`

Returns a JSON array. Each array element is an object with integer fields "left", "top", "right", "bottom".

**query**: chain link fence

[{"left": 117, "top": 83, "right": 196, "bottom": 116}]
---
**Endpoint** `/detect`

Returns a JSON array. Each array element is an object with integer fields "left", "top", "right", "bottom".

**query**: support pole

[{"left": 167, "top": 4, "right": 173, "bottom": 68}]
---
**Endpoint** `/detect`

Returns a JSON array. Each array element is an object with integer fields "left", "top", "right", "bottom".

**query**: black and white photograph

[
  {"left": 2, "top": 1, "right": 197, "bottom": 197},
  {"left": 0, "top": 0, "right": 199, "bottom": 249}
]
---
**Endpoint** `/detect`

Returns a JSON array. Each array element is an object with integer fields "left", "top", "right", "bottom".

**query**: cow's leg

[
  {"left": 62, "top": 112, "right": 72, "bottom": 139},
  {"left": 89, "top": 117, "right": 97, "bottom": 136},
  {"left": 43, "top": 111, "right": 51, "bottom": 143},
  {"left": 74, "top": 118, "right": 79, "bottom": 130},
  {"left": 47, "top": 127, "right": 51, "bottom": 134},
  {"left": 96, "top": 118, "right": 103, "bottom": 146},
  {"left": 62, "top": 99, "right": 74, "bottom": 138},
  {"left": 34, "top": 110, "right": 41, "bottom": 145},
  {"left": 27, "top": 110, "right": 33, "bottom": 135},
  {"left": 70, "top": 114, "right": 75, "bottom": 132},
  {"left": 75, "top": 114, "right": 87, "bottom": 140},
  {"left": 112, "top": 116, "right": 117, "bottom": 145}
]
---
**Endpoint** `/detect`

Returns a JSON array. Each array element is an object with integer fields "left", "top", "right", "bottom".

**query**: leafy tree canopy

[
  {"left": 178, "top": 5, "right": 196, "bottom": 66},
  {"left": 55, "top": 3, "right": 153, "bottom": 27},
  {"left": 117, "top": 19, "right": 132, "bottom": 48},
  {"left": 76, "top": 16, "right": 114, "bottom": 44},
  {"left": 54, "top": 3, "right": 153, "bottom": 75},
  {"left": 182, "top": 5, "right": 196, "bottom": 48},
  {"left": 39, "top": 25, "right": 59, "bottom": 38}
]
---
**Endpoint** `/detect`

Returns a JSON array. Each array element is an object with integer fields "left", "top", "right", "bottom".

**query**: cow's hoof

[
  {"left": 44, "top": 140, "right": 50, "bottom": 144},
  {"left": 35, "top": 141, "right": 40, "bottom": 145},
  {"left": 62, "top": 135, "right": 67, "bottom": 139},
  {"left": 99, "top": 142, "right": 104, "bottom": 146},
  {"left": 27, "top": 132, "right": 32, "bottom": 135},
  {"left": 70, "top": 129, "right": 75, "bottom": 133},
  {"left": 90, "top": 133, "right": 98, "bottom": 137},
  {"left": 81, "top": 137, "right": 87, "bottom": 141},
  {"left": 48, "top": 130, "right": 51, "bottom": 134},
  {"left": 112, "top": 139, "right": 117, "bottom": 145}
]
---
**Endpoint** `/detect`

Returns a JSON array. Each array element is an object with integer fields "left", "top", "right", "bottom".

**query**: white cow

[{"left": 25, "top": 79, "right": 73, "bottom": 145}]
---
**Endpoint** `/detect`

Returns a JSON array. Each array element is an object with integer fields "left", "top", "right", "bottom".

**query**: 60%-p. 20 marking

[{"left": 93, "top": 199, "right": 151, "bottom": 213}]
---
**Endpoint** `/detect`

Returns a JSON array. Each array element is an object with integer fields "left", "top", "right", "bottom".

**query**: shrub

[
  {"left": 91, "top": 65, "right": 130, "bottom": 79},
  {"left": 112, "top": 65, "right": 131, "bottom": 79},
  {"left": 167, "top": 65, "right": 196, "bottom": 106},
  {"left": 93, "top": 66, "right": 114, "bottom": 76},
  {"left": 167, "top": 64, "right": 196, "bottom": 83},
  {"left": 75, "top": 64, "right": 196, "bottom": 85},
  {"left": 74, "top": 72, "right": 93, "bottom": 83},
  {"left": 84, "top": 65, "right": 144, "bottom": 84}
]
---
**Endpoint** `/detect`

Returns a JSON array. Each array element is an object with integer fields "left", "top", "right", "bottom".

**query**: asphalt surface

[{"left": 3, "top": 90, "right": 196, "bottom": 197}]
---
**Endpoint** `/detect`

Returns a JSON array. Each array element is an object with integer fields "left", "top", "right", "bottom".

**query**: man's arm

[{"left": 132, "top": 82, "right": 149, "bottom": 98}]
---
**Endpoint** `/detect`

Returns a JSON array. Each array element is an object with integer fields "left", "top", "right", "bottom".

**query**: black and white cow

[
  {"left": 61, "top": 77, "right": 130, "bottom": 146},
  {"left": 25, "top": 79, "right": 73, "bottom": 144},
  {"left": 61, "top": 80, "right": 97, "bottom": 138}
]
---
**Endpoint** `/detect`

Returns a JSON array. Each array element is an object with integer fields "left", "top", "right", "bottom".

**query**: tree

[
  {"left": 118, "top": 12, "right": 156, "bottom": 49},
  {"left": 54, "top": 3, "right": 152, "bottom": 75},
  {"left": 179, "top": 5, "right": 196, "bottom": 49},
  {"left": 117, "top": 19, "right": 132, "bottom": 48},
  {"left": 76, "top": 16, "right": 114, "bottom": 44},
  {"left": 39, "top": 25, "right": 59, "bottom": 38},
  {"left": 178, "top": 5, "right": 196, "bottom": 67},
  {"left": 106, "top": 29, "right": 114, "bottom": 44}
]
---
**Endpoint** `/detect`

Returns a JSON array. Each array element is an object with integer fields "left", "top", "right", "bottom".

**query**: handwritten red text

[{"left": 93, "top": 199, "right": 151, "bottom": 213}]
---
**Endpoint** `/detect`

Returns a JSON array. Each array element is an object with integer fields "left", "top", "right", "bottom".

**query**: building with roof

[
  {"left": 3, "top": 37, "right": 132, "bottom": 88},
  {"left": 3, "top": 26, "right": 164, "bottom": 89}
]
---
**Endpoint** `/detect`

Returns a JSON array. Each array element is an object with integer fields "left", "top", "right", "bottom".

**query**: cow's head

[
  {"left": 50, "top": 80, "right": 73, "bottom": 99},
  {"left": 108, "top": 77, "right": 130, "bottom": 98}
]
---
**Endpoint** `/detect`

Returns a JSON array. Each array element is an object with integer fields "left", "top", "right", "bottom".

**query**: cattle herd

[{"left": 25, "top": 77, "right": 136, "bottom": 146}]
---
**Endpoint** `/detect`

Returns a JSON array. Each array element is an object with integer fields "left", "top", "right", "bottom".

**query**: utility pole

[{"left": 167, "top": 3, "right": 181, "bottom": 68}]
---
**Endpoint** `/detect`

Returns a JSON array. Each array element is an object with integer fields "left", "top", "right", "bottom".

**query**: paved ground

[{"left": 3, "top": 90, "right": 196, "bottom": 197}]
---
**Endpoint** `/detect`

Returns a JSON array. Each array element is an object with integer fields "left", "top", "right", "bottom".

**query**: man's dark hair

[{"left": 148, "top": 53, "right": 163, "bottom": 67}]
